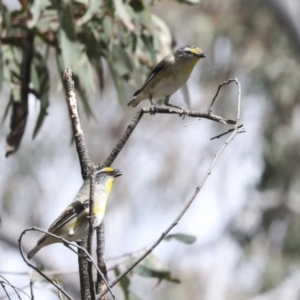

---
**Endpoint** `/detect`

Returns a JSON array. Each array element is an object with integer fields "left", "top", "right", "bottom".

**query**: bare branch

[
  {"left": 96, "top": 223, "right": 107, "bottom": 299},
  {"left": 99, "top": 109, "right": 144, "bottom": 168},
  {"left": 96, "top": 79, "right": 244, "bottom": 299},
  {"left": 63, "top": 67, "right": 92, "bottom": 179},
  {"left": 208, "top": 78, "right": 238, "bottom": 110},
  {"left": 0, "top": 275, "right": 30, "bottom": 300},
  {"left": 19, "top": 228, "right": 114, "bottom": 300},
  {"left": 64, "top": 67, "right": 92, "bottom": 299},
  {"left": 88, "top": 168, "right": 96, "bottom": 300},
  {"left": 18, "top": 229, "right": 74, "bottom": 300}
]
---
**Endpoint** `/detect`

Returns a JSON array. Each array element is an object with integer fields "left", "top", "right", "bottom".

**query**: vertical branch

[
  {"left": 88, "top": 168, "right": 96, "bottom": 300},
  {"left": 95, "top": 109, "right": 144, "bottom": 297},
  {"left": 64, "top": 67, "right": 92, "bottom": 299},
  {"left": 77, "top": 239, "right": 90, "bottom": 300},
  {"left": 63, "top": 67, "right": 92, "bottom": 179},
  {"left": 96, "top": 223, "right": 107, "bottom": 299}
]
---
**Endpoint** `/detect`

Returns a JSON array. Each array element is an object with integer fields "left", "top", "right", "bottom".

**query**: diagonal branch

[{"left": 96, "top": 79, "right": 244, "bottom": 299}]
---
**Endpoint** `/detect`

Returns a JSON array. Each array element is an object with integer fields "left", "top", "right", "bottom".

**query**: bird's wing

[
  {"left": 34, "top": 200, "right": 89, "bottom": 247},
  {"left": 48, "top": 200, "right": 89, "bottom": 233},
  {"left": 133, "top": 54, "right": 171, "bottom": 96}
]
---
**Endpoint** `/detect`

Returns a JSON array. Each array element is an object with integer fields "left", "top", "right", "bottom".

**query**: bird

[
  {"left": 128, "top": 45, "right": 205, "bottom": 112},
  {"left": 27, "top": 167, "right": 121, "bottom": 259}
]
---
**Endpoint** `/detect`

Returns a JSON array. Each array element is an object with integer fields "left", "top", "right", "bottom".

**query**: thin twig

[
  {"left": 18, "top": 229, "right": 73, "bottom": 300},
  {"left": 209, "top": 78, "right": 244, "bottom": 140},
  {"left": 209, "top": 78, "right": 238, "bottom": 110},
  {"left": 53, "top": 279, "right": 63, "bottom": 300},
  {"left": 0, "top": 270, "right": 78, "bottom": 276},
  {"left": 97, "top": 127, "right": 245, "bottom": 299},
  {"left": 96, "top": 79, "right": 244, "bottom": 299},
  {"left": 210, "top": 124, "right": 246, "bottom": 140},
  {"left": 19, "top": 228, "right": 114, "bottom": 300},
  {"left": 0, "top": 281, "right": 11, "bottom": 300},
  {"left": 0, "top": 275, "right": 30, "bottom": 300},
  {"left": 29, "top": 270, "right": 34, "bottom": 300},
  {"left": 142, "top": 107, "right": 236, "bottom": 125}
]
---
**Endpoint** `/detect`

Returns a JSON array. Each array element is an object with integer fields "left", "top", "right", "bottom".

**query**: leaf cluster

[{"left": 0, "top": 0, "right": 173, "bottom": 155}]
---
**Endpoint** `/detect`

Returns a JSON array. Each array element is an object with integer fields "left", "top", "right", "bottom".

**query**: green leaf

[
  {"left": 131, "top": 254, "right": 180, "bottom": 284},
  {"left": 164, "top": 233, "right": 196, "bottom": 244},
  {"left": 77, "top": 0, "right": 103, "bottom": 25},
  {"left": 31, "top": 51, "right": 50, "bottom": 138},
  {"left": 173, "top": 0, "right": 200, "bottom": 4},
  {"left": 78, "top": 52, "right": 96, "bottom": 92},
  {"left": 55, "top": 49, "right": 95, "bottom": 118},
  {"left": 1, "top": 95, "right": 12, "bottom": 124},
  {"left": 128, "top": 0, "right": 153, "bottom": 29},
  {"left": 113, "top": 46, "right": 132, "bottom": 71},
  {"left": 73, "top": 74, "right": 95, "bottom": 118},
  {"left": 27, "top": 0, "right": 42, "bottom": 28},
  {"left": 108, "top": 62, "right": 127, "bottom": 104},
  {"left": 114, "top": 0, "right": 135, "bottom": 31},
  {"left": 151, "top": 15, "right": 172, "bottom": 47},
  {"left": 0, "top": 46, "right": 3, "bottom": 92},
  {"left": 57, "top": 2, "right": 80, "bottom": 73},
  {"left": 101, "top": 16, "right": 113, "bottom": 45},
  {"left": 114, "top": 267, "right": 130, "bottom": 300},
  {"left": 3, "top": 7, "right": 11, "bottom": 35}
]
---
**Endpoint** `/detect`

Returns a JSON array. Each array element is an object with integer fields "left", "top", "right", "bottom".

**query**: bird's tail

[
  {"left": 27, "top": 244, "right": 44, "bottom": 259},
  {"left": 127, "top": 97, "right": 141, "bottom": 107},
  {"left": 27, "top": 234, "right": 57, "bottom": 259}
]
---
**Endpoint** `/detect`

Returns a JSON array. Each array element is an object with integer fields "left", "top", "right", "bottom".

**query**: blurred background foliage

[{"left": 1, "top": 0, "right": 300, "bottom": 299}]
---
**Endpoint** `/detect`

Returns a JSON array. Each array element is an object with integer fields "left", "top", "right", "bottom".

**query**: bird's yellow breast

[{"left": 182, "top": 58, "right": 200, "bottom": 74}]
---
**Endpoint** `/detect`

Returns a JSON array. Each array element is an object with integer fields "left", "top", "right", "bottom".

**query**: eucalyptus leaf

[
  {"left": 57, "top": 2, "right": 80, "bottom": 73},
  {"left": 27, "top": 0, "right": 42, "bottom": 28},
  {"left": 113, "top": 46, "right": 132, "bottom": 71},
  {"left": 2, "top": 94, "right": 12, "bottom": 124},
  {"left": 108, "top": 63, "right": 127, "bottom": 104},
  {"left": 0, "top": 47, "right": 3, "bottom": 92},
  {"left": 131, "top": 254, "right": 180, "bottom": 284},
  {"left": 101, "top": 15, "right": 113, "bottom": 45},
  {"left": 77, "top": 52, "right": 96, "bottom": 92},
  {"left": 78, "top": 0, "right": 103, "bottom": 25},
  {"left": 114, "top": 0, "right": 135, "bottom": 31},
  {"left": 134, "top": 265, "right": 180, "bottom": 284},
  {"left": 174, "top": 0, "right": 200, "bottom": 4},
  {"left": 73, "top": 74, "right": 95, "bottom": 118},
  {"left": 164, "top": 233, "right": 196, "bottom": 244},
  {"left": 31, "top": 51, "right": 50, "bottom": 138},
  {"left": 114, "top": 267, "right": 130, "bottom": 300}
]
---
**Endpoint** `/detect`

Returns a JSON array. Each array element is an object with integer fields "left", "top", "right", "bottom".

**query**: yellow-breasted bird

[
  {"left": 27, "top": 167, "right": 121, "bottom": 259},
  {"left": 128, "top": 45, "right": 205, "bottom": 111}
]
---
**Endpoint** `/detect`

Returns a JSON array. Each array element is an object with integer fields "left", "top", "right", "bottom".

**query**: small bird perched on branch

[
  {"left": 27, "top": 167, "right": 122, "bottom": 259},
  {"left": 128, "top": 45, "right": 205, "bottom": 112}
]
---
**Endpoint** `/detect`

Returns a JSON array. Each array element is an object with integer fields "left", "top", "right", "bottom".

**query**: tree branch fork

[{"left": 18, "top": 69, "right": 244, "bottom": 300}]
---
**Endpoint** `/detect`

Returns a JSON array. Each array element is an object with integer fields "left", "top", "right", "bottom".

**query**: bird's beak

[
  {"left": 199, "top": 53, "right": 206, "bottom": 58},
  {"left": 113, "top": 169, "right": 122, "bottom": 177}
]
